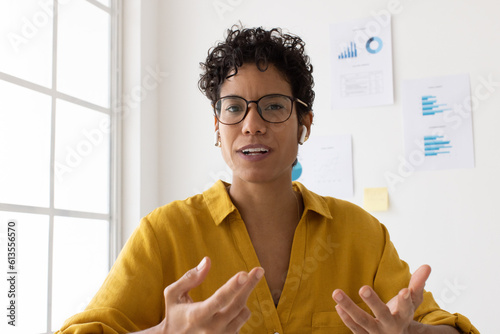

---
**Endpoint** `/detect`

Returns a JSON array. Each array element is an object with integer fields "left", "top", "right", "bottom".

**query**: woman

[{"left": 57, "top": 26, "right": 478, "bottom": 334}]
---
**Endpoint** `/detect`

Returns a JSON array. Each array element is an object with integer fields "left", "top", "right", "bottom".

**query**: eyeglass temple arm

[{"left": 296, "top": 98, "right": 308, "bottom": 108}]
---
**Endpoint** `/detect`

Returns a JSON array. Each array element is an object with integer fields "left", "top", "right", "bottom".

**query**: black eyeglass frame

[{"left": 213, "top": 94, "right": 309, "bottom": 125}]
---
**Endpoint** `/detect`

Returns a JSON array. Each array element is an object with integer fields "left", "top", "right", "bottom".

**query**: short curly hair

[{"left": 198, "top": 25, "right": 315, "bottom": 123}]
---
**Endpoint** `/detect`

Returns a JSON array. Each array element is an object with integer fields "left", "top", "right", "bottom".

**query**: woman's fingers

[
  {"left": 204, "top": 267, "right": 264, "bottom": 318},
  {"left": 164, "top": 257, "right": 211, "bottom": 304},
  {"left": 333, "top": 286, "right": 415, "bottom": 333},
  {"left": 161, "top": 258, "right": 264, "bottom": 333},
  {"left": 396, "top": 288, "right": 415, "bottom": 320},
  {"left": 358, "top": 286, "right": 392, "bottom": 323},
  {"left": 335, "top": 304, "right": 368, "bottom": 334},
  {"left": 333, "top": 289, "right": 375, "bottom": 332},
  {"left": 225, "top": 306, "right": 252, "bottom": 333},
  {"left": 331, "top": 265, "right": 434, "bottom": 333},
  {"left": 408, "top": 264, "right": 431, "bottom": 307}
]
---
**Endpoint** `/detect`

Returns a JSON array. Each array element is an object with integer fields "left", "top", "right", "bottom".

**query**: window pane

[
  {"left": 0, "top": 81, "right": 52, "bottom": 207},
  {"left": 57, "top": 0, "right": 110, "bottom": 107},
  {"left": 54, "top": 99, "right": 110, "bottom": 214},
  {"left": 0, "top": 212, "right": 49, "bottom": 333},
  {"left": 0, "top": 0, "right": 53, "bottom": 87},
  {"left": 51, "top": 216, "right": 109, "bottom": 331}
]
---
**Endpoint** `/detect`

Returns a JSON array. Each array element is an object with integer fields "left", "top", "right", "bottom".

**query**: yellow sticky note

[{"left": 363, "top": 187, "right": 389, "bottom": 211}]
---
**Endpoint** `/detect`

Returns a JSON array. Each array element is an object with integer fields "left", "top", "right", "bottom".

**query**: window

[{"left": 0, "top": 0, "right": 119, "bottom": 333}]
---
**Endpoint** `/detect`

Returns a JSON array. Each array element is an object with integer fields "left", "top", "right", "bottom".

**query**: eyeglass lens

[{"left": 216, "top": 95, "right": 293, "bottom": 124}]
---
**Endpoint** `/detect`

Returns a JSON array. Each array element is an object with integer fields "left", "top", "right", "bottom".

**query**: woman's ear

[
  {"left": 214, "top": 116, "right": 221, "bottom": 147},
  {"left": 214, "top": 129, "right": 221, "bottom": 147},
  {"left": 214, "top": 115, "right": 219, "bottom": 131},
  {"left": 298, "top": 111, "right": 313, "bottom": 144},
  {"left": 299, "top": 125, "right": 308, "bottom": 145}
]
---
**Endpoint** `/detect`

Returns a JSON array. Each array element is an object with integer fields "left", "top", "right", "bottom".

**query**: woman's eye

[
  {"left": 225, "top": 105, "right": 243, "bottom": 113},
  {"left": 265, "top": 103, "right": 284, "bottom": 111}
]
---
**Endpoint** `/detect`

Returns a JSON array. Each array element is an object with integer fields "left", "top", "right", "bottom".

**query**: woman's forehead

[{"left": 220, "top": 64, "right": 292, "bottom": 97}]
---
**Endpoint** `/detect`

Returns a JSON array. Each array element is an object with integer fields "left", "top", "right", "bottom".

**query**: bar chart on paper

[
  {"left": 421, "top": 95, "right": 452, "bottom": 116},
  {"left": 337, "top": 41, "right": 357, "bottom": 59},
  {"left": 424, "top": 135, "right": 452, "bottom": 156},
  {"left": 402, "top": 74, "right": 474, "bottom": 171}
]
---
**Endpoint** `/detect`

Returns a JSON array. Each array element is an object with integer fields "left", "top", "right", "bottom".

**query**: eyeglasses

[{"left": 214, "top": 94, "right": 308, "bottom": 125}]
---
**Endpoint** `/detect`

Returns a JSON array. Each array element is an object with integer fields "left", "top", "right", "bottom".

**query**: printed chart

[
  {"left": 337, "top": 41, "right": 358, "bottom": 59},
  {"left": 421, "top": 95, "right": 452, "bottom": 116},
  {"left": 294, "top": 135, "right": 353, "bottom": 199},
  {"left": 330, "top": 15, "right": 394, "bottom": 109},
  {"left": 365, "top": 37, "right": 383, "bottom": 54},
  {"left": 340, "top": 71, "right": 383, "bottom": 98},
  {"left": 424, "top": 135, "right": 452, "bottom": 156},
  {"left": 402, "top": 74, "right": 474, "bottom": 171}
]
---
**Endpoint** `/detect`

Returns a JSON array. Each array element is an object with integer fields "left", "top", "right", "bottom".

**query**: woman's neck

[{"left": 228, "top": 178, "right": 303, "bottom": 231}]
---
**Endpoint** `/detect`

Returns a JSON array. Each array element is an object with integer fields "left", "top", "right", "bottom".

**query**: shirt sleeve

[
  {"left": 413, "top": 292, "right": 480, "bottom": 333},
  {"left": 373, "top": 224, "right": 479, "bottom": 334},
  {"left": 55, "top": 217, "right": 166, "bottom": 334}
]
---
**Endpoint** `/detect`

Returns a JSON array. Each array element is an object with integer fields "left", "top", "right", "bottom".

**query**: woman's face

[{"left": 216, "top": 63, "right": 311, "bottom": 185}]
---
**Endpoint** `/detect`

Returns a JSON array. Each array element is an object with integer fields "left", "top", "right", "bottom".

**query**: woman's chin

[{"left": 232, "top": 170, "right": 291, "bottom": 185}]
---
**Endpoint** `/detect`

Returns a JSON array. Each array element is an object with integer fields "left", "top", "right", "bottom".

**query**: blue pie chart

[{"left": 366, "top": 36, "right": 383, "bottom": 54}]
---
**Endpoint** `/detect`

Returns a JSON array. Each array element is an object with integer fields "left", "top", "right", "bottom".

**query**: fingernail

[
  {"left": 334, "top": 291, "right": 343, "bottom": 302},
  {"left": 238, "top": 272, "right": 249, "bottom": 285},
  {"left": 404, "top": 290, "right": 411, "bottom": 300},
  {"left": 361, "top": 288, "right": 371, "bottom": 298},
  {"left": 255, "top": 268, "right": 264, "bottom": 280},
  {"left": 196, "top": 257, "right": 207, "bottom": 271}
]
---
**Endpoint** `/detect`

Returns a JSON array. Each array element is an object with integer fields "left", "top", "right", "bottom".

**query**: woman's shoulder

[
  {"left": 143, "top": 180, "right": 230, "bottom": 230},
  {"left": 151, "top": 192, "right": 207, "bottom": 216},
  {"left": 294, "top": 181, "right": 385, "bottom": 234},
  {"left": 294, "top": 181, "right": 372, "bottom": 214}
]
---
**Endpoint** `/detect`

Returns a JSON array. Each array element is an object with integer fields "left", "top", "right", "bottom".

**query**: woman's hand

[
  {"left": 332, "top": 265, "right": 432, "bottom": 334},
  {"left": 153, "top": 257, "right": 264, "bottom": 334}
]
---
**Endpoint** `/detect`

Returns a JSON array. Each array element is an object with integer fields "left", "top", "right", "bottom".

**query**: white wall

[
  {"left": 126, "top": 0, "right": 500, "bottom": 331},
  {"left": 121, "top": 0, "right": 161, "bottom": 242}
]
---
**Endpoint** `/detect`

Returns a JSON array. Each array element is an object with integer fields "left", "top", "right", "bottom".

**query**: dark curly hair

[{"left": 199, "top": 25, "right": 315, "bottom": 123}]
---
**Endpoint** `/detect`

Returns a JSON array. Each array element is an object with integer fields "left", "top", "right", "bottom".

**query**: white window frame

[{"left": 0, "top": 0, "right": 121, "bottom": 332}]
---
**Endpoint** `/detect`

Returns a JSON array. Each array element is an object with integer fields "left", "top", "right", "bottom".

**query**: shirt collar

[
  {"left": 203, "top": 180, "right": 238, "bottom": 226},
  {"left": 203, "top": 180, "right": 333, "bottom": 226},
  {"left": 293, "top": 181, "right": 333, "bottom": 220}
]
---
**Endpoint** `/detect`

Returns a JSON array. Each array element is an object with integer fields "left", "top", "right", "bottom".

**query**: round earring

[
  {"left": 214, "top": 130, "right": 221, "bottom": 147},
  {"left": 298, "top": 125, "right": 308, "bottom": 145}
]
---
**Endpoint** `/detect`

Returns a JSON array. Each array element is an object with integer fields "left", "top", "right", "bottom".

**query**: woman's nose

[{"left": 241, "top": 104, "right": 267, "bottom": 134}]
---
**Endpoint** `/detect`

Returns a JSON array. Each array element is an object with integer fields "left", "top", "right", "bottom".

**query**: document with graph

[
  {"left": 293, "top": 134, "right": 353, "bottom": 199},
  {"left": 401, "top": 74, "right": 475, "bottom": 171},
  {"left": 330, "top": 15, "right": 394, "bottom": 109}
]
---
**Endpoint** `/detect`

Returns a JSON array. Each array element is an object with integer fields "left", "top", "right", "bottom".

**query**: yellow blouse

[{"left": 56, "top": 180, "right": 478, "bottom": 334}]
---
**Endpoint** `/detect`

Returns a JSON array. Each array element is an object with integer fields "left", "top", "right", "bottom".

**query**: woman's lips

[{"left": 237, "top": 144, "right": 271, "bottom": 161}]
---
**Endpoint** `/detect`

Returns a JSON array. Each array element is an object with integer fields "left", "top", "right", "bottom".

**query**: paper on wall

[
  {"left": 293, "top": 134, "right": 353, "bottom": 199},
  {"left": 363, "top": 187, "right": 389, "bottom": 211},
  {"left": 330, "top": 15, "right": 394, "bottom": 109},
  {"left": 401, "top": 74, "right": 475, "bottom": 171}
]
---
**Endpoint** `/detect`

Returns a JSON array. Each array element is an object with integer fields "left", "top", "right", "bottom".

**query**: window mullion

[
  {"left": 109, "top": 0, "right": 122, "bottom": 265},
  {"left": 86, "top": 0, "right": 111, "bottom": 13},
  {"left": 0, "top": 72, "right": 110, "bottom": 115},
  {"left": 46, "top": 0, "right": 59, "bottom": 332}
]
